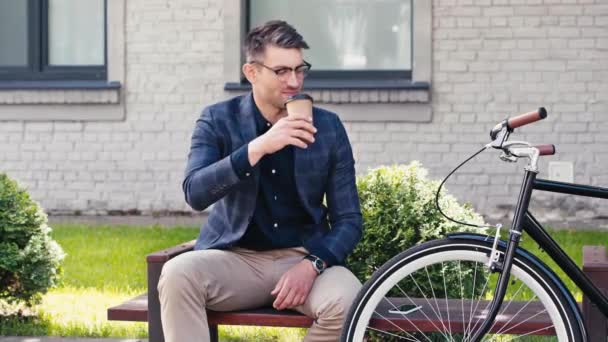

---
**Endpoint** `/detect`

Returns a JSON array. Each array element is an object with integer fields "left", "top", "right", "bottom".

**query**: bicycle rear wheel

[{"left": 341, "top": 238, "right": 583, "bottom": 341}]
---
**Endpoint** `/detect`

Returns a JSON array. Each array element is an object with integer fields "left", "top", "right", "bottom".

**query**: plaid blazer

[{"left": 182, "top": 93, "right": 362, "bottom": 264}]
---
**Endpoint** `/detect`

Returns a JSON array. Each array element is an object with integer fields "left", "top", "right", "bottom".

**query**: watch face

[{"left": 314, "top": 259, "right": 324, "bottom": 271}]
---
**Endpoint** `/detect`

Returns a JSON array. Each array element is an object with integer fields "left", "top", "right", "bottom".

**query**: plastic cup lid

[{"left": 285, "top": 93, "right": 314, "bottom": 105}]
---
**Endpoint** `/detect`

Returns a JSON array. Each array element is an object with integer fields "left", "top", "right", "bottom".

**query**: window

[
  {"left": 248, "top": 0, "right": 413, "bottom": 81},
  {"left": 0, "top": 0, "right": 125, "bottom": 121},
  {"left": 0, "top": 0, "right": 106, "bottom": 81}
]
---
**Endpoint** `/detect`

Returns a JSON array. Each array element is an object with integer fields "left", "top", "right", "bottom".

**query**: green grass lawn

[
  {"left": 519, "top": 228, "right": 607, "bottom": 301},
  {"left": 0, "top": 224, "right": 306, "bottom": 341},
  {"left": 0, "top": 223, "right": 605, "bottom": 340}
]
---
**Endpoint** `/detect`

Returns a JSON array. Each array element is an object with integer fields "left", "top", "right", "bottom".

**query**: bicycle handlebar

[
  {"left": 534, "top": 144, "right": 556, "bottom": 156},
  {"left": 507, "top": 107, "right": 547, "bottom": 129}
]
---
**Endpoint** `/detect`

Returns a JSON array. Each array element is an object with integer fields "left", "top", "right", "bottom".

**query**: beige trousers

[{"left": 157, "top": 246, "right": 362, "bottom": 342}]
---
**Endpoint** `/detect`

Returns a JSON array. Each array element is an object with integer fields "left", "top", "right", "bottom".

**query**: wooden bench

[{"left": 108, "top": 242, "right": 608, "bottom": 342}]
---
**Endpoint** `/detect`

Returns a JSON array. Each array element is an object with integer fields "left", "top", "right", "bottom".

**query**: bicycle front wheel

[{"left": 342, "top": 237, "right": 583, "bottom": 341}]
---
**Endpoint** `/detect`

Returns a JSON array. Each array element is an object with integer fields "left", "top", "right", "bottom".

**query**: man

[{"left": 158, "top": 20, "right": 363, "bottom": 342}]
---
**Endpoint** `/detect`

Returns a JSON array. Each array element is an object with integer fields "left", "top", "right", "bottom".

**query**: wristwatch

[{"left": 304, "top": 254, "right": 326, "bottom": 274}]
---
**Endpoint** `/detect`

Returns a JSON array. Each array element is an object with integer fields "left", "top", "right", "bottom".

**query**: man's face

[{"left": 249, "top": 45, "right": 308, "bottom": 110}]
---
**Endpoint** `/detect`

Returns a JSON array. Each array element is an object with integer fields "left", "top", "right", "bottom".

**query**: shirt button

[
  {"left": 274, "top": 222, "right": 278, "bottom": 228},
  {"left": 274, "top": 195, "right": 278, "bottom": 200},
  {"left": 245, "top": 172, "right": 250, "bottom": 177},
  {"left": 271, "top": 169, "right": 276, "bottom": 174},
  {"left": 267, "top": 122, "right": 271, "bottom": 127}
]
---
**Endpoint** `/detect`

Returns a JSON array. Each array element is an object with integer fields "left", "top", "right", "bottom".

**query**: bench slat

[
  {"left": 372, "top": 297, "right": 555, "bottom": 335},
  {"left": 108, "top": 294, "right": 555, "bottom": 335},
  {"left": 108, "top": 294, "right": 148, "bottom": 322},
  {"left": 208, "top": 308, "right": 312, "bottom": 327},
  {"left": 108, "top": 294, "right": 312, "bottom": 327}
]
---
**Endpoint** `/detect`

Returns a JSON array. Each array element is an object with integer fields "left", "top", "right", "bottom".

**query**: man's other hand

[{"left": 271, "top": 259, "right": 318, "bottom": 310}]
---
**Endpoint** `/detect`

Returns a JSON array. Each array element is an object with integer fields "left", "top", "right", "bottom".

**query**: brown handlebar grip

[
  {"left": 535, "top": 144, "right": 556, "bottom": 156},
  {"left": 507, "top": 107, "right": 547, "bottom": 129}
]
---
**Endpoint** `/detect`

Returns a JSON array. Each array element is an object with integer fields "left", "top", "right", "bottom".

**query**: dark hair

[{"left": 244, "top": 20, "right": 309, "bottom": 62}]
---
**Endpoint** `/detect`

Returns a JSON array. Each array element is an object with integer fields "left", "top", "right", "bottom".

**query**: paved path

[
  {"left": 45, "top": 213, "right": 608, "bottom": 231},
  {"left": 0, "top": 338, "right": 147, "bottom": 342},
  {"left": 48, "top": 214, "right": 207, "bottom": 228}
]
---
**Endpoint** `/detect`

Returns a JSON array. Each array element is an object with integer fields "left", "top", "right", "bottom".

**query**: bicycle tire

[{"left": 341, "top": 237, "right": 584, "bottom": 341}]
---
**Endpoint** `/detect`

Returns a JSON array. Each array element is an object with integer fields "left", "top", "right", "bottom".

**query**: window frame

[
  {"left": 244, "top": 0, "right": 413, "bottom": 82},
  {"left": 0, "top": 0, "right": 108, "bottom": 81}
]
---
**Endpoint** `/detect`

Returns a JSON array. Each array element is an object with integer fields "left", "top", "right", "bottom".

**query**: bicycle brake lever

[
  {"left": 489, "top": 120, "right": 512, "bottom": 149},
  {"left": 499, "top": 152, "right": 517, "bottom": 163}
]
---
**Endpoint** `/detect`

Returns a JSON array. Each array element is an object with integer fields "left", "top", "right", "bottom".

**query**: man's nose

[{"left": 286, "top": 70, "right": 301, "bottom": 88}]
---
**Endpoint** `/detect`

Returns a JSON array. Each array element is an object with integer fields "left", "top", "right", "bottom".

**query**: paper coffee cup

[{"left": 285, "top": 93, "right": 313, "bottom": 122}]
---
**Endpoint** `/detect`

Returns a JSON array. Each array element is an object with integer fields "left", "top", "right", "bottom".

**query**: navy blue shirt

[{"left": 229, "top": 101, "right": 323, "bottom": 260}]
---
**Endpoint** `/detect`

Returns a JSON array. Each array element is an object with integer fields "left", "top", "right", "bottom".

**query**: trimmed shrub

[
  {"left": 0, "top": 173, "right": 65, "bottom": 306},
  {"left": 347, "top": 162, "right": 486, "bottom": 282}
]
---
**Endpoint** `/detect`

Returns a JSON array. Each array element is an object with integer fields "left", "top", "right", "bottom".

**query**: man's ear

[{"left": 242, "top": 63, "right": 257, "bottom": 84}]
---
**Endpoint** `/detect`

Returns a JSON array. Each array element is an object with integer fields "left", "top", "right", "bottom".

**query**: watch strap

[{"left": 304, "top": 254, "right": 326, "bottom": 274}]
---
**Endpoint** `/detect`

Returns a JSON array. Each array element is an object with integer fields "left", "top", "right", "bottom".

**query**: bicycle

[{"left": 341, "top": 108, "right": 608, "bottom": 341}]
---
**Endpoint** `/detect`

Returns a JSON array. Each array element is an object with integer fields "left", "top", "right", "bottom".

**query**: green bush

[
  {"left": 347, "top": 162, "right": 486, "bottom": 283},
  {"left": 0, "top": 173, "right": 65, "bottom": 306}
]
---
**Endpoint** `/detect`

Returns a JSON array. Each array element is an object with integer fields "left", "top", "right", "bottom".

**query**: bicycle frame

[
  {"left": 526, "top": 178, "right": 608, "bottom": 316},
  {"left": 471, "top": 172, "right": 608, "bottom": 341}
]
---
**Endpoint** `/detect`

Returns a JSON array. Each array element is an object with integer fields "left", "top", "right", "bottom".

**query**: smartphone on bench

[{"left": 388, "top": 304, "right": 422, "bottom": 315}]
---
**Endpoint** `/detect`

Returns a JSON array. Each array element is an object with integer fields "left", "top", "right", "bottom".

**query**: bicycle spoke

[
  {"left": 379, "top": 296, "right": 429, "bottom": 338},
  {"left": 488, "top": 281, "right": 528, "bottom": 335},
  {"left": 500, "top": 323, "right": 556, "bottom": 341},
  {"left": 425, "top": 265, "right": 448, "bottom": 333},
  {"left": 464, "top": 261, "right": 479, "bottom": 340},
  {"left": 442, "top": 261, "right": 454, "bottom": 339},
  {"left": 458, "top": 260, "right": 466, "bottom": 341},
  {"left": 373, "top": 305, "right": 434, "bottom": 342},
  {"left": 497, "top": 307, "right": 547, "bottom": 336},
  {"left": 465, "top": 267, "right": 492, "bottom": 340},
  {"left": 467, "top": 290, "right": 494, "bottom": 339},
  {"left": 366, "top": 326, "right": 420, "bottom": 341},
  {"left": 397, "top": 280, "right": 453, "bottom": 341},
  {"left": 494, "top": 295, "right": 538, "bottom": 335}
]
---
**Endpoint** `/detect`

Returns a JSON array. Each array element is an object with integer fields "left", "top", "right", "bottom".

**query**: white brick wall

[
  {"left": 351, "top": 0, "right": 608, "bottom": 221},
  {"left": 1, "top": 0, "right": 606, "bottom": 222}
]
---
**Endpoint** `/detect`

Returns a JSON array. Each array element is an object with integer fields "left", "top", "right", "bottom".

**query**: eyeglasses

[{"left": 251, "top": 60, "right": 312, "bottom": 81}]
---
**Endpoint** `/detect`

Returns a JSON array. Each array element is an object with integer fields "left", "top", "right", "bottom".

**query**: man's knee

[
  {"left": 316, "top": 267, "right": 362, "bottom": 319},
  {"left": 158, "top": 253, "right": 202, "bottom": 301}
]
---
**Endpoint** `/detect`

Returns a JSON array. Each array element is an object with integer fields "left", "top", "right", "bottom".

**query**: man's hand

[
  {"left": 271, "top": 259, "right": 318, "bottom": 310},
  {"left": 248, "top": 116, "right": 316, "bottom": 166}
]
